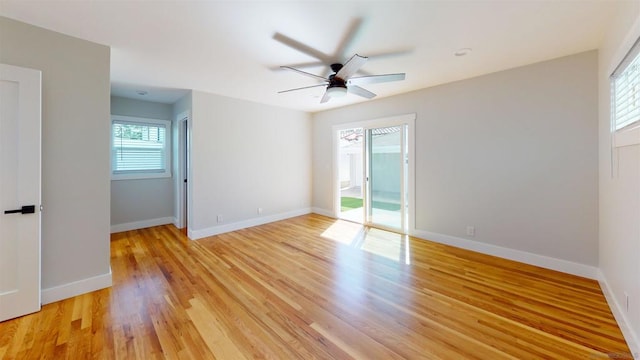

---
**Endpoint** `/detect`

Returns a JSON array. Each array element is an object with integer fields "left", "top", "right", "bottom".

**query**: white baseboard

[
  {"left": 311, "top": 207, "right": 335, "bottom": 218},
  {"left": 111, "top": 216, "right": 175, "bottom": 233},
  {"left": 189, "top": 208, "right": 312, "bottom": 240},
  {"left": 411, "top": 228, "right": 599, "bottom": 279},
  {"left": 598, "top": 271, "right": 640, "bottom": 359},
  {"left": 41, "top": 269, "right": 112, "bottom": 305},
  {"left": 307, "top": 209, "right": 598, "bottom": 278}
]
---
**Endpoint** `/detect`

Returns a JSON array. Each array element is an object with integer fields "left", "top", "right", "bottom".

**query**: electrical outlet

[
  {"left": 466, "top": 226, "right": 475, "bottom": 237},
  {"left": 257, "top": 207, "right": 263, "bottom": 214},
  {"left": 217, "top": 215, "right": 223, "bottom": 223}
]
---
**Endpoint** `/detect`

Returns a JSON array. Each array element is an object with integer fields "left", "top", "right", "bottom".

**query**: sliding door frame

[
  {"left": 365, "top": 123, "right": 408, "bottom": 232},
  {"left": 332, "top": 113, "right": 416, "bottom": 234}
]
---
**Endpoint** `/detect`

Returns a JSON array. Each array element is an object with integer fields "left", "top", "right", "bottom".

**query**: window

[
  {"left": 111, "top": 115, "right": 171, "bottom": 180},
  {"left": 612, "top": 37, "right": 640, "bottom": 132}
]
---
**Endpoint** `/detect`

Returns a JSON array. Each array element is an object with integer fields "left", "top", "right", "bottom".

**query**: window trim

[
  {"left": 111, "top": 115, "right": 171, "bottom": 181},
  {"left": 611, "top": 36, "right": 640, "bottom": 147},
  {"left": 614, "top": 123, "right": 640, "bottom": 148}
]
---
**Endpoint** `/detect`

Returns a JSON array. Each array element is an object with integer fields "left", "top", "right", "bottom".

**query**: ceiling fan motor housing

[
  {"left": 328, "top": 74, "right": 347, "bottom": 89},
  {"left": 330, "top": 63, "right": 344, "bottom": 73}
]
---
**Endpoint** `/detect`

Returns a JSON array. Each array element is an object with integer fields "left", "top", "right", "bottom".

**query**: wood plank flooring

[{"left": 0, "top": 214, "right": 633, "bottom": 359}]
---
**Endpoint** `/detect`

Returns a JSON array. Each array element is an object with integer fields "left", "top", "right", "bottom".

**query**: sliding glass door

[{"left": 336, "top": 117, "right": 412, "bottom": 234}]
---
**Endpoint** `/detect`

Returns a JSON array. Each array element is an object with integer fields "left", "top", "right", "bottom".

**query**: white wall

[
  {"left": 110, "top": 96, "right": 174, "bottom": 231},
  {"left": 598, "top": 2, "right": 640, "bottom": 356},
  {"left": 313, "top": 51, "right": 599, "bottom": 271},
  {"left": 0, "top": 17, "right": 111, "bottom": 302},
  {"left": 189, "top": 91, "right": 311, "bottom": 239}
]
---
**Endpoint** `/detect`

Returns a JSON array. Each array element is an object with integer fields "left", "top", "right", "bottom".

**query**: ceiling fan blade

[
  {"left": 333, "top": 18, "right": 364, "bottom": 60},
  {"left": 364, "top": 49, "right": 413, "bottom": 61},
  {"left": 278, "top": 84, "right": 327, "bottom": 94},
  {"left": 320, "top": 90, "right": 331, "bottom": 103},
  {"left": 336, "top": 54, "right": 368, "bottom": 80},
  {"left": 280, "top": 66, "right": 327, "bottom": 81},
  {"left": 348, "top": 85, "right": 376, "bottom": 99},
  {"left": 269, "top": 61, "right": 325, "bottom": 71},
  {"left": 349, "top": 73, "right": 406, "bottom": 85},
  {"left": 273, "top": 33, "right": 331, "bottom": 63}
]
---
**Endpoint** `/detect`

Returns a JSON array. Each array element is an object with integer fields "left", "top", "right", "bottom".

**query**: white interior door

[{"left": 0, "top": 63, "right": 42, "bottom": 322}]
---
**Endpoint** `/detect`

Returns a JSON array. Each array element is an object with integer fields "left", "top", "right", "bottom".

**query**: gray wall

[
  {"left": 0, "top": 17, "right": 111, "bottom": 293},
  {"left": 190, "top": 90, "right": 312, "bottom": 238},
  {"left": 110, "top": 96, "right": 174, "bottom": 228},
  {"left": 313, "top": 51, "right": 599, "bottom": 266}
]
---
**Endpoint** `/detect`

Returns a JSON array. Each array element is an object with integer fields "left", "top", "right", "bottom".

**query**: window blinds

[
  {"left": 612, "top": 37, "right": 640, "bottom": 131},
  {"left": 112, "top": 120, "right": 167, "bottom": 173}
]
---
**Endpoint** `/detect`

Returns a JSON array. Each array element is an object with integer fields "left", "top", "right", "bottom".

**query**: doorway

[
  {"left": 334, "top": 114, "right": 415, "bottom": 234},
  {"left": 174, "top": 111, "right": 189, "bottom": 232}
]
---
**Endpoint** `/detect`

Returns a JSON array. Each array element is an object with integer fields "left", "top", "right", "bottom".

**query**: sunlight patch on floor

[
  {"left": 320, "top": 220, "right": 364, "bottom": 245},
  {"left": 321, "top": 220, "right": 410, "bottom": 264},
  {"left": 360, "top": 228, "right": 407, "bottom": 263}
]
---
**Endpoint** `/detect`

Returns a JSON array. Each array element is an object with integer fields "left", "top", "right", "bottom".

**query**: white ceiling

[{"left": 0, "top": 1, "right": 623, "bottom": 112}]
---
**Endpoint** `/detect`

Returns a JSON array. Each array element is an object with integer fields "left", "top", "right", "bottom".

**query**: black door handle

[{"left": 4, "top": 205, "right": 36, "bottom": 214}]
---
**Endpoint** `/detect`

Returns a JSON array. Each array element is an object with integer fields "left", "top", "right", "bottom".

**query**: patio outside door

[{"left": 337, "top": 128, "right": 364, "bottom": 224}]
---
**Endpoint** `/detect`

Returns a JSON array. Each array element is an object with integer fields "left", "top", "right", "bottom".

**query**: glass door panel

[
  {"left": 337, "top": 128, "right": 364, "bottom": 224},
  {"left": 367, "top": 125, "right": 405, "bottom": 231}
]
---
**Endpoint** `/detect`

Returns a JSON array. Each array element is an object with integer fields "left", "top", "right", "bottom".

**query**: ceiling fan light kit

[{"left": 327, "top": 86, "right": 348, "bottom": 98}]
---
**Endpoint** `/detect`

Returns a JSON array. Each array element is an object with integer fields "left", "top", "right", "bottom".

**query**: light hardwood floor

[{"left": 0, "top": 214, "right": 632, "bottom": 359}]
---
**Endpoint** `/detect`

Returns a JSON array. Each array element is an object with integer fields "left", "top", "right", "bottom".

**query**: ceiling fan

[
  {"left": 278, "top": 54, "right": 406, "bottom": 103},
  {"left": 273, "top": 18, "right": 408, "bottom": 103}
]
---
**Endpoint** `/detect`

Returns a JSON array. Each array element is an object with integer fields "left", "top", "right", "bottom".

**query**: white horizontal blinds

[
  {"left": 112, "top": 120, "right": 166, "bottom": 173},
  {"left": 612, "top": 37, "right": 640, "bottom": 131}
]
